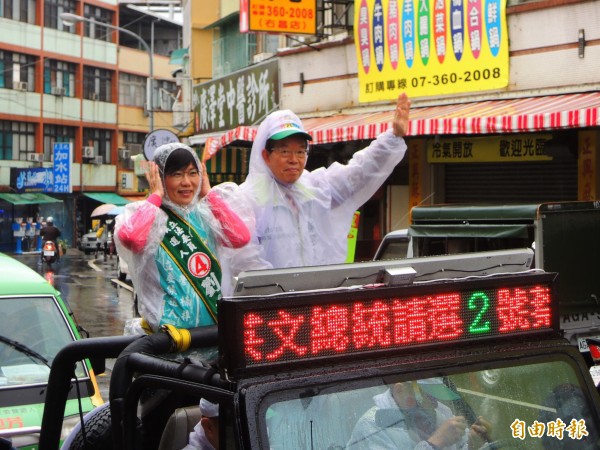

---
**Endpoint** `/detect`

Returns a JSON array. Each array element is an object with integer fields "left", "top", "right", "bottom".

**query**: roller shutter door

[{"left": 444, "top": 159, "right": 578, "bottom": 203}]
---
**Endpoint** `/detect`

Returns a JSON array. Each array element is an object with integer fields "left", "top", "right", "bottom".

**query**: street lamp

[{"left": 60, "top": 12, "right": 154, "bottom": 131}]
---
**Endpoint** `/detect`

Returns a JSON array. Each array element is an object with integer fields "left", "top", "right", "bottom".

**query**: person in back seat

[{"left": 182, "top": 399, "right": 219, "bottom": 450}]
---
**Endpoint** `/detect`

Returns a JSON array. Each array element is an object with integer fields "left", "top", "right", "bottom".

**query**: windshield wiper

[{"left": 0, "top": 335, "right": 49, "bottom": 367}]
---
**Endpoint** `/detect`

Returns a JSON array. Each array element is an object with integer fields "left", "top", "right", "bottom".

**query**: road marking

[
  {"left": 88, "top": 260, "right": 102, "bottom": 272},
  {"left": 112, "top": 279, "right": 134, "bottom": 292}
]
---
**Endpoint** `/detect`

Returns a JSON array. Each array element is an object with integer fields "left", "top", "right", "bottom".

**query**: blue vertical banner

[{"left": 53, "top": 143, "right": 72, "bottom": 193}]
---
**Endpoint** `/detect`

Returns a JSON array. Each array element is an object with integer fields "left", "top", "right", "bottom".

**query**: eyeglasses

[
  {"left": 271, "top": 148, "right": 309, "bottom": 159},
  {"left": 168, "top": 169, "right": 200, "bottom": 180}
]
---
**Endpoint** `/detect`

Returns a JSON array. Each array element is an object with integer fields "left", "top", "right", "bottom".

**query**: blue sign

[
  {"left": 53, "top": 143, "right": 72, "bottom": 193},
  {"left": 13, "top": 168, "right": 54, "bottom": 192}
]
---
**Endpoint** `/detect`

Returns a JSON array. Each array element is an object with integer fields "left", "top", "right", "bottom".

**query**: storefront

[
  {"left": 0, "top": 193, "right": 63, "bottom": 252},
  {"left": 190, "top": 91, "right": 600, "bottom": 260}
]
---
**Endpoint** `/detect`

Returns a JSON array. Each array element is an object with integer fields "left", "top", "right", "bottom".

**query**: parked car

[
  {"left": 0, "top": 252, "right": 103, "bottom": 449},
  {"left": 78, "top": 228, "right": 112, "bottom": 256}
]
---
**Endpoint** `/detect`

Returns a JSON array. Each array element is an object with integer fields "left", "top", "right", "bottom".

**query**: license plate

[
  {"left": 577, "top": 336, "right": 600, "bottom": 352},
  {"left": 43, "top": 250, "right": 55, "bottom": 256}
]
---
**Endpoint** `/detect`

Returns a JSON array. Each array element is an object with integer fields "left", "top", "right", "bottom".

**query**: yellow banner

[
  {"left": 249, "top": 0, "right": 317, "bottom": 34},
  {"left": 427, "top": 135, "right": 553, "bottom": 163},
  {"left": 346, "top": 211, "right": 361, "bottom": 263},
  {"left": 354, "top": 0, "right": 509, "bottom": 102}
]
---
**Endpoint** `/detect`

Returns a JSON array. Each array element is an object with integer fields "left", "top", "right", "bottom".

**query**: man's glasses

[
  {"left": 168, "top": 169, "right": 200, "bottom": 180},
  {"left": 271, "top": 148, "right": 309, "bottom": 159}
]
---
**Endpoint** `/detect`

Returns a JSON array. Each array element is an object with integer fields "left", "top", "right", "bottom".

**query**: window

[
  {"left": 212, "top": 19, "right": 256, "bottom": 78},
  {"left": 119, "top": 73, "right": 146, "bottom": 107},
  {"left": 0, "top": 0, "right": 36, "bottom": 24},
  {"left": 44, "top": 125, "right": 75, "bottom": 161},
  {"left": 0, "top": 120, "right": 35, "bottom": 161},
  {"left": 83, "top": 66, "right": 113, "bottom": 102},
  {"left": 154, "top": 80, "right": 177, "bottom": 111},
  {"left": 44, "top": 59, "right": 75, "bottom": 97},
  {"left": 44, "top": 0, "right": 76, "bottom": 31},
  {"left": 123, "top": 131, "right": 145, "bottom": 145},
  {"left": 83, "top": 128, "right": 112, "bottom": 164},
  {"left": 83, "top": 5, "right": 114, "bottom": 42},
  {"left": 0, "top": 51, "right": 35, "bottom": 91},
  {"left": 262, "top": 358, "right": 600, "bottom": 449}
]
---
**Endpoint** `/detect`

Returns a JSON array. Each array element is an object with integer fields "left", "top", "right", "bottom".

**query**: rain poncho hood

[
  {"left": 115, "top": 143, "right": 251, "bottom": 331},
  {"left": 228, "top": 109, "right": 407, "bottom": 275}
]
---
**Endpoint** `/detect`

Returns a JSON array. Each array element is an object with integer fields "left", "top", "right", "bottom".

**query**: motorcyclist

[{"left": 39, "top": 217, "right": 61, "bottom": 261}]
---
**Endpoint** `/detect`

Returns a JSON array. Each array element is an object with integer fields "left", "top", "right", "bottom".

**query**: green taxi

[{"left": 0, "top": 253, "right": 103, "bottom": 449}]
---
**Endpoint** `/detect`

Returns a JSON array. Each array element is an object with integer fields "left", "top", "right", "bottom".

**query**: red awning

[{"left": 203, "top": 92, "right": 600, "bottom": 158}]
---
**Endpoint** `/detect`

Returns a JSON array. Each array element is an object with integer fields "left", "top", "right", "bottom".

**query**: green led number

[{"left": 468, "top": 291, "right": 491, "bottom": 334}]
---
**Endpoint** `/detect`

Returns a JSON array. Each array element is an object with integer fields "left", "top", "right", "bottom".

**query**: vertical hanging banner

[
  {"left": 354, "top": 0, "right": 508, "bottom": 102},
  {"left": 53, "top": 143, "right": 72, "bottom": 194}
]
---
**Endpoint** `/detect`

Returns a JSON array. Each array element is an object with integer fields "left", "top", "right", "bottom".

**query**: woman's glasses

[{"left": 168, "top": 169, "right": 200, "bottom": 180}]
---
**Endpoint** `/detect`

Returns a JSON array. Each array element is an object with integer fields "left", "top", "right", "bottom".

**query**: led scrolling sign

[{"left": 219, "top": 273, "right": 559, "bottom": 375}]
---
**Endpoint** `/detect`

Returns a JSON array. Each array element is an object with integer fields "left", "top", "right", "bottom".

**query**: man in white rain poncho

[
  {"left": 223, "top": 94, "right": 411, "bottom": 286},
  {"left": 114, "top": 143, "right": 251, "bottom": 334},
  {"left": 346, "top": 379, "right": 492, "bottom": 450}
]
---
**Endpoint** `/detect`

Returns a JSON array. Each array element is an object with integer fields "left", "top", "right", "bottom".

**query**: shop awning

[
  {"left": 0, "top": 193, "right": 62, "bottom": 205},
  {"left": 201, "top": 92, "right": 600, "bottom": 157},
  {"left": 83, "top": 193, "right": 131, "bottom": 206}
]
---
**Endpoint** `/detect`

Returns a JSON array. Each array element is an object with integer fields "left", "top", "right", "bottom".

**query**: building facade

[
  {"left": 0, "top": 0, "right": 181, "bottom": 251},
  {"left": 181, "top": 0, "right": 600, "bottom": 261}
]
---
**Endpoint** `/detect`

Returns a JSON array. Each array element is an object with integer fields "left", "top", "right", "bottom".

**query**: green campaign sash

[{"left": 160, "top": 206, "right": 222, "bottom": 324}]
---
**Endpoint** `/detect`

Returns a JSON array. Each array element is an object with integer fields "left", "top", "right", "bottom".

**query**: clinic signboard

[
  {"left": 354, "top": 0, "right": 509, "bottom": 102},
  {"left": 193, "top": 59, "right": 279, "bottom": 134}
]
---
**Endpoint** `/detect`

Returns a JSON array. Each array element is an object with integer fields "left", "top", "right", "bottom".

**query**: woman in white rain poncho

[
  {"left": 114, "top": 143, "right": 250, "bottom": 333},
  {"left": 224, "top": 94, "right": 411, "bottom": 284}
]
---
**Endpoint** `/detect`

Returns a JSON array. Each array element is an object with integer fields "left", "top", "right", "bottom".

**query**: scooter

[{"left": 41, "top": 240, "right": 58, "bottom": 266}]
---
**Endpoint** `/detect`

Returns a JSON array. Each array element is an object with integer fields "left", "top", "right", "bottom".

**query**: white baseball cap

[
  {"left": 266, "top": 110, "right": 312, "bottom": 141},
  {"left": 199, "top": 398, "right": 219, "bottom": 418}
]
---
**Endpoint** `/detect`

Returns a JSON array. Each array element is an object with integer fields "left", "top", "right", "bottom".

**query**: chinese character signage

[
  {"left": 193, "top": 59, "right": 279, "bottom": 134},
  {"left": 578, "top": 131, "right": 596, "bottom": 200},
  {"left": 354, "top": 0, "right": 509, "bottom": 102},
  {"left": 244, "top": 0, "right": 317, "bottom": 34},
  {"left": 427, "top": 135, "right": 552, "bottom": 163},
  {"left": 53, "top": 143, "right": 72, "bottom": 193}
]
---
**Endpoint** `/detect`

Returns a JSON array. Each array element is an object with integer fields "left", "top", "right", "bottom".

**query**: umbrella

[
  {"left": 107, "top": 206, "right": 125, "bottom": 216},
  {"left": 91, "top": 203, "right": 117, "bottom": 218}
]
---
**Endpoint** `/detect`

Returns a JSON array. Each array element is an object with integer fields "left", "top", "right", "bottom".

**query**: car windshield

[
  {"left": 261, "top": 357, "right": 599, "bottom": 449},
  {"left": 0, "top": 296, "right": 86, "bottom": 387}
]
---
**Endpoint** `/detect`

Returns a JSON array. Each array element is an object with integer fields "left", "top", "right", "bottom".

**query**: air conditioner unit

[
  {"left": 52, "top": 86, "right": 66, "bottom": 96},
  {"left": 92, "top": 156, "right": 103, "bottom": 165},
  {"left": 82, "top": 146, "right": 95, "bottom": 158},
  {"left": 13, "top": 81, "right": 28, "bottom": 91},
  {"left": 118, "top": 148, "right": 131, "bottom": 160},
  {"left": 126, "top": 143, "right": 143, "bottom": 155},
  {"left": 90, "top": 92, "right": 99, "bottom": 101},
  {"left": 27, "top": 153, "right": 44, "bottom": 162}
]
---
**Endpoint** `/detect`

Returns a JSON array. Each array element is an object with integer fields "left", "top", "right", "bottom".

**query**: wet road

[{"left": 14, "top": 249, "right": 135, "bottom": 399}]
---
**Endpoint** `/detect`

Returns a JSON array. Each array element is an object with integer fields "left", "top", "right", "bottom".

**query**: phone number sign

[{"left": 248, "top": 0, "right": 316, "bottom": 34}]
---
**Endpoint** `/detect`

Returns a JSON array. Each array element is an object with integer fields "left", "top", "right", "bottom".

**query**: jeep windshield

[{"left": 260, "top": 355, "right": 599, "bottom": 450}]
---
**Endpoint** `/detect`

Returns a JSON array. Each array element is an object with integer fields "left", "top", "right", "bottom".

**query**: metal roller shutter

[{"left": 444, "top": 160, "right": 578, "bottom": 203}]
